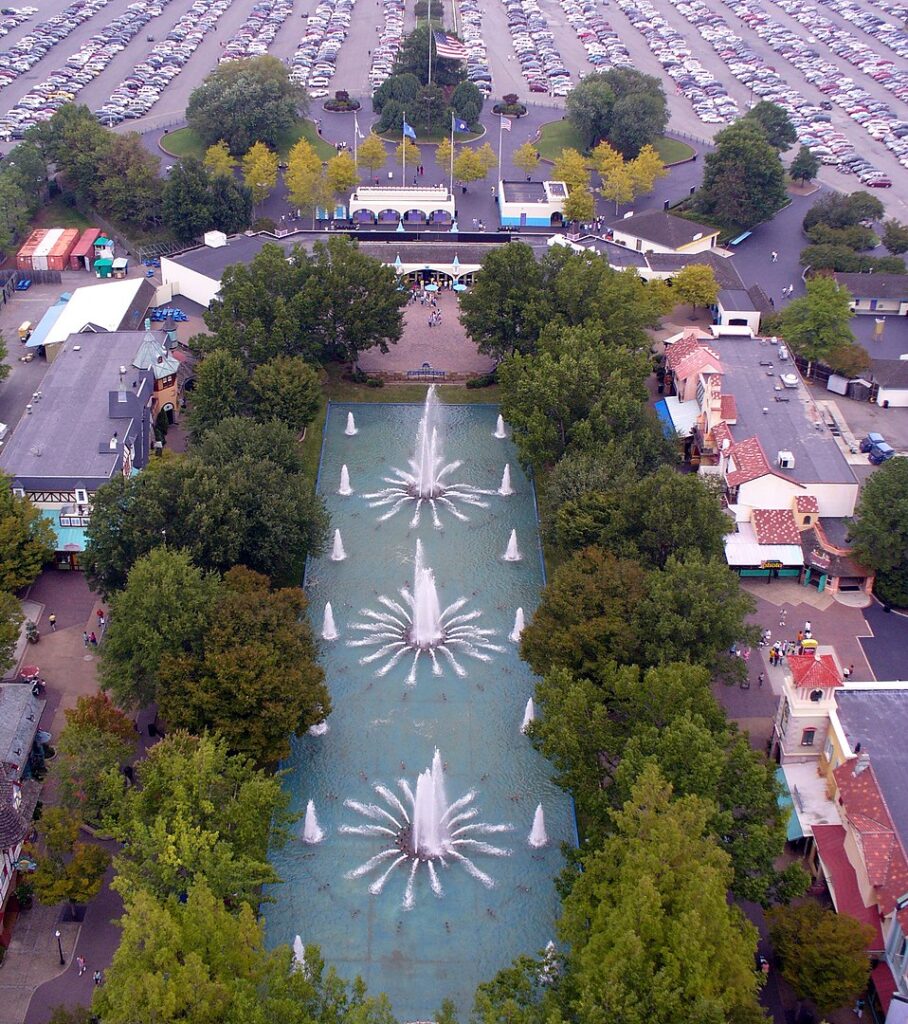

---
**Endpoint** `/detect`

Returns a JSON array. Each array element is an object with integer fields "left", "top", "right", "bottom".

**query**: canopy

[
  {"left": 424, "top": 283, "right": 439, "bottom": 292},
  {"left": 453, "top": 283, "right": 467, "bottom": 292}
]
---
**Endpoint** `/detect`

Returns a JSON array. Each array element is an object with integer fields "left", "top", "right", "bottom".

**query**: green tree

[
  {"left": 0, "top": 591, "right": 24, "bottom": 673},
  {"left": 56, "top": 693, "right": 134, "bottom": 825},
  {"left": 186, "top": 56, "right": 308, "bottom": 155},
  {"left": 672, "top": 262, "right": 719, "bottom": 315},
  {"left": 459, "top": 243, "right": 545, "bottom": 359},
  {"left": 242, "top": 142, "right": 279, "bottom": 206},
  {"left": 566, "top": 73, "right": 617, "bottom": 150},
  {"left": 109, "top": 731, "right": 290, "bottom": 905},
  {"left": 768, "top": 902, "right": 874, "bottom": 1015},
  {"left": 0, "top": 474, "right": 56, "bottom": 589},
  {"left": 208, "top": 173, "right": 254, "bottom": 235},
  {"left": 35, "top": 105, "right": 112, "bottom": 205},
  {"left": 162, "top": 158, "right": 217, "bottom": 242},
  {"left": 553, "top": 466, "right": 727, "bottom": 567},
  {"left": 357, "top": 133, "right": 387, "bottom": 177},
  {"left": 0, "top": 176, "right": 32, "bottom": 252},
  {"left": 158, "top": 567, "right": 329, "bottom": 764},
  {"left": 29, "top": 807, "right": 111, "bottom": 913},
  {"left": 512, "top": 142, "right": 539, "bottom": 178},
  {"left": 806, "top": 223, "right": 878, "bottom": 251},
  {"left": 849, "top": 457, "right": 908, "bottom": 607},
  {"left": 450, "top": 80, "right": 483, "bottom": 123},
  {"left": 95, "top": 882, "right": 396, "bottom": 1024},
  {"left": 609, "top": 91, "right": 668, "bottom": 158},
  {"left": 789, "top": 145, "right": 819, "bottom": 185},
  {"left": 744, "top": 100, "right": 797, "bottom": 150},
  {"left": 882, "top": 218, "right": 908, "bottom": 255},
  {"left": 698, "top": 118, "right": 787, "bottom": 228},
  {"left": 559, "top": 767, "right": 762, "bottom": 1024},
  {"left": 372, "top": 72, "right": 420, "bottom": 113},
  {"left": 803, "top": 191, "right": 884, "bottom": 232},
  {"left": 188, "top": 349, "right": 250, "bottom": 441},
  {"left": 100, "top": 548, "right": 218, "bottom": 706},
  {"left": 249, "top": 355, "right": 322, "bottom": 434},
  {"left": 203, "top": 140, "right": 236, "bottom": 178},
  {"left": 392, "top": 24, "right": 465, "bottom": 87},
  {"left": 95, "top": 133, "right": 163, "bottom": 228},
  {"left": 779, "top": 275, "right": 855, "bottom": 367},
  {"left": 416, "top": 82, "right": 448, "bottom": 133}
]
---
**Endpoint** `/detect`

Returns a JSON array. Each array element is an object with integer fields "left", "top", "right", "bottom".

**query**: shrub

[
  {"left": 465, "top": 372, "right": 497, "bottom": 389},
  {"left": 366, "top": 376, "right": 384, "bottom": 388}
]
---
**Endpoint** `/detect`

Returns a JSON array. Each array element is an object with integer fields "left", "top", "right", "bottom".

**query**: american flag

[
  {"left": 433, "top": 30, "right": 467, "bottom": 61},
  {"left": 500, "top": 115, "right": 512, "bottom": 132}
]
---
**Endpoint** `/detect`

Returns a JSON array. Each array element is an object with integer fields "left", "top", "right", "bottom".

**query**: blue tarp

[
  {"left": 26, "top": 293, "right": 70, "bottom": 348},
  {"left": 653, "top": 399, "right": 675, "bottom": 438},
  {"left": 40, "top": 509, "right": 86, "bottom": 552},
  {"left": 775, "top": 766, "right": 805, "bottom": 842}
]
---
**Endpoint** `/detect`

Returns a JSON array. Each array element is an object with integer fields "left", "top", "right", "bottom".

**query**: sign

[{"left": 760, "top": 560, "right": 784, "bottom": 569}]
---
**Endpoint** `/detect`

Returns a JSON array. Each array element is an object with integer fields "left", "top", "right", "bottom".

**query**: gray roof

[
  {"left": 0, "top": 331, "right": 154, "bottom": 490},
  {"left": 573, "top": 235, "right": 649, "bottom": 268},
  {"left": 834, "top": 272, "right": 908, "bottom": 301},
  {"left": 0, "top": 683, "right": 45, "bottom": 782},
  {"left": 835, "top": 689, "right": 908, "bottom": 843},
  {"left": 710, "top": 334, "right": 858, "bottom": 485},
  {"left": 501, "top": 180, "right": 547, "bottom": 202},
  {"left": 718, "top": 288, "right": 757, "bottom": 312},
  {"left": 133, "top": 329, "right": 179, "bottom": 379},
  {"left": 647, "top": 250, "right": 744, "bottom": 289},
  {"left": 0, "top": 779, "right": 29, "bottom": 849},
  {"left": 871, "top": 358, "right": 908, "bottom": 390},
  {"left": 611, "top": 210, "right": 719, "bottom": 250}
]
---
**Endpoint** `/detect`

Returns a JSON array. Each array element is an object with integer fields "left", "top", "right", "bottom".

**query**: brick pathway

[{"left": 357, "top": 290, "right": 496, "bottom": 377}]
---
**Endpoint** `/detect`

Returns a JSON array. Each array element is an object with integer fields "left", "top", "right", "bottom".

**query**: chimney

[{"left": 853, "top": 751, "right": 871, "bottom": 776}]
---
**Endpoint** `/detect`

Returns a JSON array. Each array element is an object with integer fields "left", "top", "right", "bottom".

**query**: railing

[
  {"left": 407, "top": 367, "right": 446, "bottom": 379},
  {"left": 791, "top": 784, "right": 806, "bottom": 813}
]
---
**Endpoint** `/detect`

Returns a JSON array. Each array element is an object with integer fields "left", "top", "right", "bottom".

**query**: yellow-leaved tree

[{"left": 241, "top": 142, "right": 278, "bottom": 206}]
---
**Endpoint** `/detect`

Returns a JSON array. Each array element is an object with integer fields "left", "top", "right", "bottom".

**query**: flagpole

[
  {"left": 353, "top": 115, "right": 359, "bottom": 170},
  {"left": 449, "top": 112, "right": 455, "bottom": 194},
  {"left": 402, "top": 112, "right": 406, "bottom": 185},
  {"left": 427, "top": 0, "right": 433, "bottom": 87},
  {"left": 497, "top": 115, "right": 503, "bottom": 187}
]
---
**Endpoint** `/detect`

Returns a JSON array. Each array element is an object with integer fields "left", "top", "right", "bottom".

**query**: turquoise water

[{"left": 263, "top": 400, "right": 575, "bottom": 1021}]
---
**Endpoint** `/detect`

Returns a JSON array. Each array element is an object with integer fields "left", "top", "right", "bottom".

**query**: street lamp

[{"left": 54, "top": 928, "right": 65, "bottom": 965}]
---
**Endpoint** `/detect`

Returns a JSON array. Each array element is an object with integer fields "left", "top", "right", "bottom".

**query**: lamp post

[{"left": 54, "top": 928, "right": 65, "bottom": 965}]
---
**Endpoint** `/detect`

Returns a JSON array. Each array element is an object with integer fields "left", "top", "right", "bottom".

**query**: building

[
  {"left": 348, "top": 185, "right": 456, "bottom": 226},
  {"left": 871, "top": 360, "right": 908, "bottom": 409},
  {"left": 609, "top": 210, "right": 720, "bottom": 255},
  {"left": 497, "top": 180, "right": 568, "bottom": 228},
  {"left": 0, "top": 330, "right": 160, "bottom": 568},
  {"left": 659, "top": 330, "right": 870, "bottom": 592},
  {"left": 24, "top": 278, "right": 155, "bottom": 361},
  {"left": 834, "top": 273, "right": 908, "bottom": 316}
]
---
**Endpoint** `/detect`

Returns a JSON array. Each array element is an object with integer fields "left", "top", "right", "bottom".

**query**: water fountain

[
  {"left": 293, "top": 935, "right": 307, "bottom": 974},
  {"left": 308, "top": 721, "right": 329, "bottom": 736},
  {"left": 498, "top": 465, "right": 514, "bottom": 497},
  {"left": 528, "top": 805, "right": 548, "bottom": 848},
  {"left": 493, "top": 415, "right": 507, "bottom": 439},
  {"left": 520, "top": 698, "right": 535, "bottom": 734},
  {"left": 364, "top": 386, "right": 491, "bottom": 527},
  {"left": 330, "top": 529, "right": 347, "bottom": 562},
  {"left": 322, "top": 603, "right": 338, "bottom": 641},
  {"left": 339, "top": 465, "right": 353, "bottom": 496},
  {"left": 342, "top": 748, "right": 513, "bottom": 908},
  {"left": 509, "top": 608, "right": 525, "bottom": 643},
  {"left": 302, "top": 800, "right": 325, "bottom": 844},
  {"left": 503, "top": 530, "right": 521, "bottom": 562},
  {"left": 345, "top": 412, "right": 358, "bottom": 436},
  {"left": 349, "top": 540, "right": 503, "bottom": 684}
]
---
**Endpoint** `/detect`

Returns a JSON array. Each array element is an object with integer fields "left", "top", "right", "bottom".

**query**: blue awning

[
  {"left": 40, "top": 510, "right": 86, "bottom": 553},
  {"left": 776, "top": 766, "right": 804, "bottom": 842}
]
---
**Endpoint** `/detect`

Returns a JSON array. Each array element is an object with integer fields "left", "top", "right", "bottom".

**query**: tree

[
  {"left": 451, "top": 80, "right": 483, "bottom": 123},
  {"left": 109, "top": 731, "right": 290, "bottom": 905},
  {"left": 0, "top": 591, "right": 23, "bottom": 674},
  {"left": 372, "top": 72, "right": 420, "bottom": 112},
  {"left": 593, "top": 144, "right": 633, "bottom": 212},
  {"left": 397, "top": 136, "right": 420, "bottom": 176},
  {"left": 551, "top": 148, "right": 589, "bottom": 191},
  {"left": 186, "top": 55, "right": 308, "bottom": 155},
  {"left": 452, "top": 144, "right": 489, "bottom": 185},
  {"left": 55, "top": 693, "right": 134, "bottom": 825},
  {"left": 744, "top": 100, "right": 797, "bottom": 150},
  {"left": 188, "top": 349, "right": 249, "bottom": 441},
  {"left": 208, "top": 173, "right": 254, "bottom": 235},
  {"left": 162, "top": 158, "right": 216, "bottom": 242},
  {"left": 95, "top": 882, "right": 397, "bottom": 1024},
  {"left": 158, "top": 567, "right": 329, "bottom": 764},
  {"left": 563, "top": 185, "right": 595, "bottom": 223},
  {"left": 628, "top": 143, "right": 668, "bottom": 198},
  {"left": 779, "top": 275, "right": 855, "bottom": 366},
  {"left": 789, "top": 145, "right": 819, "bottom": 185},
  {"left": 672, "top": 263, "right": 719, "bottom": 316},
  {"left": 285, "top": 138, "right": 331, "bottom": 224},
  {"left": 559, "top": 767, "right": 762, "bottom": 1024},
  {"left": 850, "top": 457, "right": 908, "bottom": 607},
  {"left": 325, "top": 150, "right": 358, "bottom": 198},
  {"left": 0, "top": 474, "right": 56, "bottom": 590},
  {"left": 806, "top": 222, "right": 878, "bottom": 251},
  {"left": 609, "top": 92, "right": 668, "bottom": 158},
  {"left": 203, "top": 140, "right": 236, "bottom": 178},
  {"left": 768, "top": 902, "right": 874, "bottom": 1015},
  {"left": 393, "top": 24, "right": 465, "bottom": 87},
  {"left": 553, "top": 466, "right": 727, "bottom": 568},
  {"left": 100, "top": 548, "right": 218, "bottom": 706},
  {"left": 435, "top": 135, "right": 454, "bottom": 174},
  {"left": 95, "top": 133, "right": 163, "bottom": 228},
  {"left": 416, "top": 82, "right": 448, "bottom": 133},
  {"left": 512, "top": 141, "right": 539, "bottom": 178},
  {"left": 698, "top": 118, "right": 787, "bottom": 228},
  {"left": 357, "top": 133, "right": 387, "bottom": 177},
  {"left": 29, "top": 807, "right": 111, "bottom": 913},
  {"left": 459, "top": 243, "right": 545, "bottom": 360},
  {"left": 0, "top": 176, "right": 32, "bottom": 252},
  {"left": 803, "top": 191, "right": 884, "bottom": 232},
  {"left": 882, "top": 218, "right": 908, "bottom": 255},
  {"left": 566, "top": 73, "right": 617, "bottom": 150},
  {"left": 242, "top": 142, "right": 279, "bottom": 206},
  {"left": 249, "top": 355, "right": 322, "bottom": 433}
]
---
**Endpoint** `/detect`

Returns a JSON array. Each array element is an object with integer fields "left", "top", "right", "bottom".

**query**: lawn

[
  {"left": 535, "top": 121, "right": 695, "bottom": 165},
  {"left": 32, "top": 197, "right": 94, "bottom": 231},
  {"left": 162, "top": 119, "right": 336, "bottom": 162}
]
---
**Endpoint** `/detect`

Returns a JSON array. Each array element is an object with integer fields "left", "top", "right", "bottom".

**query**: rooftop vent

[{"left": 778, "top": 450, "right": 795, "bottom": 469}]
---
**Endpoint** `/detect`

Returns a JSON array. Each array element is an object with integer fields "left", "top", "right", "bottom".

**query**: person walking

[
  {"left": 82, "top": 631, "right": 89, "bottom": 647},
  {"left": 89, "top": 632, "right": 98, "bottom": 647},
  {"left": 77, "top": 955, "right": 87, "bottom": 976},
  {"left": 758, "top": 672, "right": 765, "bottom": 688},
  {"left": 770, "top": 251, "right": 778, "bottom": 262},
  {"left": 48, "top": 613, "right": 56, "bottom": 631},
  {"left": 93, "top": 970, "right": 102, "bottom": 986}
]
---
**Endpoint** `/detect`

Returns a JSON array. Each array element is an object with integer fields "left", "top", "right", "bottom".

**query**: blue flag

[
  {"left": 452, "top": 117, "right": 469, "bottom": 132},
  {"left": 402, "top": 120, "right": 416, "bottom": 139}
]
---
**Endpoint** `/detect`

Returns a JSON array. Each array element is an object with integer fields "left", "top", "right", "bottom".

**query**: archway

[
  {"left": 550, "top": 212, "right": 564, "bottom": 226},
  {"left": 352, "top": 209, "right": 375, "bottom": 225},
  {"left": 429, "top": 209, "right": 452, "bottom": 225},
  {"left": 377, "top": 208, "right": 400, "bottom": 224},
  {"left": 403, "top": 209, "right": 427, "bottom": 224}
]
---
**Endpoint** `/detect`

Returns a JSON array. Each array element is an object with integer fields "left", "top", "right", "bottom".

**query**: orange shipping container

[
  {"left": 47, "top": 228, "right": 80, "bottom": 271},
  {"left": 16, "top": 229, "right": 47, "bottom": 272}
]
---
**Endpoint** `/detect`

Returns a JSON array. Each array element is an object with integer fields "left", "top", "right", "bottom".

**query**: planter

[
  {"left": 492, "top": 104, "right": 527, "bottom": 117},
  {"left": 323, "top": 100, "right": 361, "bottom": 113}
]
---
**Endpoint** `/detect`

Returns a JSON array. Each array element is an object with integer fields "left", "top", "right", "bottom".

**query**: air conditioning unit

[{"left": 778, "top": 450, "right": 795, "bottom": 469}]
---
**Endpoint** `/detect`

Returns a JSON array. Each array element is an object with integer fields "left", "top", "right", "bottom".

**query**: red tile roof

[
  {"left": 833, "top": 757, "right": 908, "bottom": 930},
  {"left": 795, "top": 495, "right": 819, "bottom": 513},
  {"left": 720, "top": 395, "right": 737, "bottom": 422},
  {"left": 788, "top": 653, "right": 842, "bottom": 689},
  {"left": 752, "top": 508, "right": 801, "bottom": 545},
  {"left": 726, "top": 436, "right": 772, "bottom": 486},
  {"left": 674, "top": 347, "right": 723, "bottom": 383},
  {"left": 665, "top": 333, "right": 702, "bottom": 371},
  {"left": 812, "top": 824, "right": 885, "bottom": 950}
]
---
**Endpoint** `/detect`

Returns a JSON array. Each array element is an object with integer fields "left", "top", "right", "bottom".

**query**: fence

[{"left": 15, "top": 269, "right": 62, "bottom": 286}]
